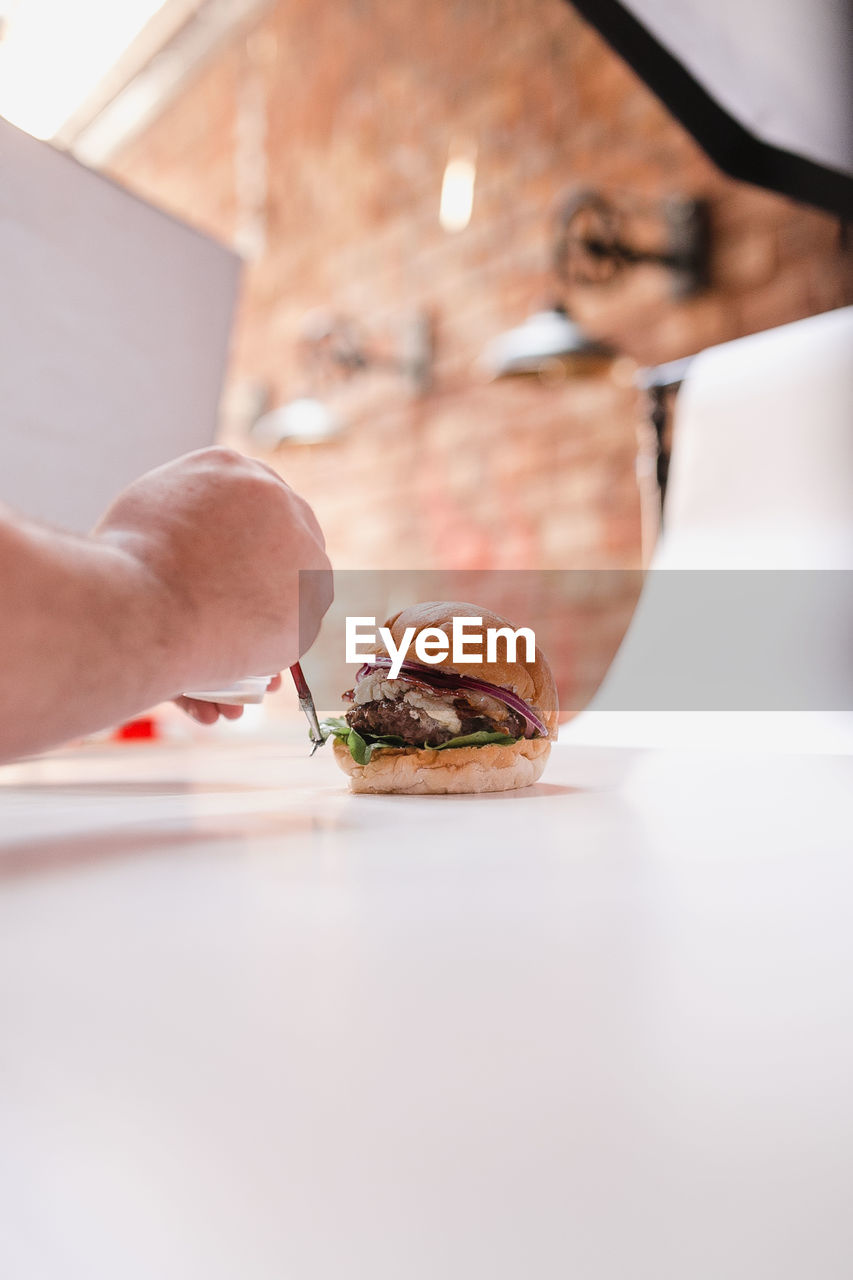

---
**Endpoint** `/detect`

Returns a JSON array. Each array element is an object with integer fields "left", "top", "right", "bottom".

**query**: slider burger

[{"left": 323, "top": 601, "right": 558, "bottom": 794}]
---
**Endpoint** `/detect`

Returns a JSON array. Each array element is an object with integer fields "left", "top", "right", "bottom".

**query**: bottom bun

[{"left": 332, "top": 735, "right": 552, "bottom": 795}]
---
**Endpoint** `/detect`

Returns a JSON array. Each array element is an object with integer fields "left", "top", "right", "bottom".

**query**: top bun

[{"left": 378, "top": 600, "right": 559, "bottom": 736}]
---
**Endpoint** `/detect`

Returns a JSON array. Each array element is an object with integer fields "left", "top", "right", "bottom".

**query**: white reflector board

[{"left": 0, "top": 116, "right": 241, "bottom": 533}]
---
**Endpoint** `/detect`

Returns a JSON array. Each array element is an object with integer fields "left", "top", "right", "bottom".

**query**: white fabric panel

[
  {"left": 566, "top": 307, "right": 853, "bottom": 751},
  {"left": 662, "top": 306, "right": 853, "bottom": 561},
  {"left": 625, "top": 0, "right": 853, "bottom": 176}
]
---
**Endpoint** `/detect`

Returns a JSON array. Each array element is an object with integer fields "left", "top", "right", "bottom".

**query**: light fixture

[
  {"left": 480, "top": 304, "right": 615, "bottom": 381},
  {"left": 440, "top": 149, "right": 476, "bottom": 232},
  {"left": 250, "top": 397, "right": 342, "bottom": 447},
  {"left": 554, "top": 188, "right": 710, "bottom": 299},
  {"left": 247, "top": 308, "right": 434, "bottom": 448}
]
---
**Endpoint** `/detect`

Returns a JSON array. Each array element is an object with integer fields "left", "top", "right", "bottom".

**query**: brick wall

[{"left": 107, "top": 0, "right": 852, "bottom": 710}]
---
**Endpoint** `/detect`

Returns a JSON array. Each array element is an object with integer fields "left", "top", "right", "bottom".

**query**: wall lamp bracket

[
  {"left": 554, "top": 189, "right": 710, "bottom": 299},
  {"left": 299, "top": 308, "right": 433, "bottom": 396}
]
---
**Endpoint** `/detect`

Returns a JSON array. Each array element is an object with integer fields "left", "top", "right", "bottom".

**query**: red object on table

[{"left": 114, "top": 716, "right": 158, "bottom": 741}]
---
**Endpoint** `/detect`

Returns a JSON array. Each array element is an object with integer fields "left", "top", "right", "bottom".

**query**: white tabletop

[{"left": 1, "top": 731, "right": 852, "bottom": 1279}]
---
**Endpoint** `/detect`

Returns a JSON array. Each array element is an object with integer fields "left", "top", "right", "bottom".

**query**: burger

[{"left": 322, "top": 601, "right": 558, "bottom": 794}]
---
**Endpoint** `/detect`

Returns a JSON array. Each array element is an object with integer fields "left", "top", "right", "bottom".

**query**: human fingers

[
  {"left": 174, "top": 696, "right": 220, "bottom": 725},
  {"left": 216, "top": 702, "right": 245, "bottom": 720}
]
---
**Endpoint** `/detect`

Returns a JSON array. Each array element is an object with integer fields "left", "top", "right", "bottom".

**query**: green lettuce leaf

[
  {"left": 319, "top": 717, "right": 518, "bottom": 764},
  {"left": 319, "top": 717, "right": 353, "bottom": 739},
  {"left": 430, "top": 731, "right": 517, "bottom": 750}
]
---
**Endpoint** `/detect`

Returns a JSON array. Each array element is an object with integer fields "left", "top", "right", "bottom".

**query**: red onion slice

[{"left": 355, "top": 656, "right": 548, "bottom": 738}]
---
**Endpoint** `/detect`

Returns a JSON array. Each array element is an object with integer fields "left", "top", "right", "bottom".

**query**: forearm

[{"left": 0, "top": 510, "right": 188, "bottom": 762}]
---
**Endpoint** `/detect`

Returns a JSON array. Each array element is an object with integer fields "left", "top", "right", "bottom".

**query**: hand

[
  {"left": 174, "top": 674, "right": 283, "bottom": 725},
  {"left": 93, "top": 448, "right": 332, "bottom": 695}
]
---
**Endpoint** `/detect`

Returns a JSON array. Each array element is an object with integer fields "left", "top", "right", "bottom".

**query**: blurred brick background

[{"left": 105, "top": 0, "right": 853, "bottom": 711}]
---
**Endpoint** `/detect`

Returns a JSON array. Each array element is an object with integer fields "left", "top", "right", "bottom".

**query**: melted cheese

[
  {"left": 401, "top": 688, "right": 461, "bottom": 731},
  {"left": 352, "top": 670, "right": 462, "bottom": 733}
]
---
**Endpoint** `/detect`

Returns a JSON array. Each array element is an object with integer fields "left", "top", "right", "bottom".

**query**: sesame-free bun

[
  {"left": 379, "top": 601, "right": 558, "bottom": 736},
  {"left": 333, "top": 734, "right": 551, "bottom": 795}
]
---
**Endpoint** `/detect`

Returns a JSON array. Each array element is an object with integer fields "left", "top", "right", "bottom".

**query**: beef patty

[{"left": 346, "top": 695, "right": 525, "bottom": 747}]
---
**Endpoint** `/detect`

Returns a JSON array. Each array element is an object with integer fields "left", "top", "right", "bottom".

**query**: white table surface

[{"left": 1, "top": 730, "right": 851, "bottom": 1280}]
